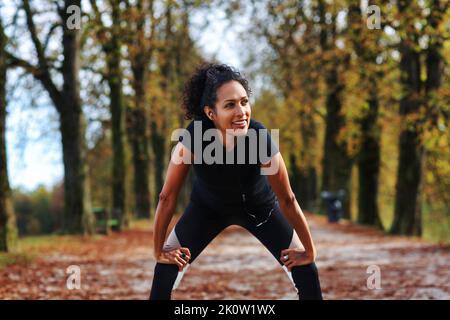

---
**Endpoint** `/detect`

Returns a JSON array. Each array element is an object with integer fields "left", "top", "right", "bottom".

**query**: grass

[
  {"left": 0, "top": 217, "right": 154, "bottom": 270},
  {"left": 315, "top": 189, "right": 449, "bottom": 244},
  {"left": 17, "top": 233, "right": 104, "bottom": 251},
  {"left": 1, "top": 210, "right": 447, "bottom": 272},
  {"left": 0, "top": 233, "right": 106, "bottom": 270},
  {"left": 0, "top": 252, "right": 33, "bottom": 269},
  {"left": 422, "top": 204, "right": 450, "bottom": 244},
  {"left": 128, "top": 217, "right": 153, "bottom": 231}
]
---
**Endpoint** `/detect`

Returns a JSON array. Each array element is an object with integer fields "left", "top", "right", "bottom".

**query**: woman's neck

[{"left": 217, "top": 128, "right": 236, "bottom": 152}]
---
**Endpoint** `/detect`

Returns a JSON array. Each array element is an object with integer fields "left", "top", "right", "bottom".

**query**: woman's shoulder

[
  {"left": 178, "top": 118, "right": 214, "bottom": 148},
  {"left": 249, "top": 118, "right": 279, "bottom": 158},
  {"left": 183, "top": 117, "right": 214, "bottom": 132},
  {"left": 182, "top": 118, "right": 270, "bottom": 134},
  {"left": 249, "top": 118, "right": 269, "bottom": 130},
  {"left": 184, "top": 118, "right": 267, "bottom": 130}
]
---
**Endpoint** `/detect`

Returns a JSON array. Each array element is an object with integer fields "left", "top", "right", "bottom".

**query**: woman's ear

[{"left": 203, "top": 106, "right": 214, "bottom": 120}]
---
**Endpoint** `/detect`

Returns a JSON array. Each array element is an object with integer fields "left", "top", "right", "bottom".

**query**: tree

[
  {"left": 247, "top": 0, "right": 322, "bottom": 211},
  {"left": 391, "top": 0, "right": 448, "bottom": 235},
  {"left": 316, "top": 0, "right": 353, "bottom": 219},
  {"left": 390, "top": 1, "right": 424, "bottom": 235},
  {"left": 7, "top": 0, "right": 95, "bottom": 234},
  {"left": 347, "top": 1, "right": 383, "bottom": 228},
  {"left": 166, "top": 0, "right": 204, "bottom": 212},
  {"left": 146, "top": 0, "right": 202, "bottom": 211},
  {"left": 0, "top": 13, "right": 18, "bottom": 251},
  {"left": 123, "top": 0, "right": 157, "bottom": 219},
  {"left": 89, "top": 0, "right": 128, "bottom": 229}
]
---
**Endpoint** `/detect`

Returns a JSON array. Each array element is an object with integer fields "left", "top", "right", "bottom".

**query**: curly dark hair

[{"left": 182, "top": 62, "right": 252, "bottom": 120}]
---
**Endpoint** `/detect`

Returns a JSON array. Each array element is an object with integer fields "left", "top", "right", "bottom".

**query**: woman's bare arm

[
  {"left": 153, "top": 142, "right": 191, "bottom": 261},
  {"left": 265, "top": 153, "right": 317, "bottom": 264}
]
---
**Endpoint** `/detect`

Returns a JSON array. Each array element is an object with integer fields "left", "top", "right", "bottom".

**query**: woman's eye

[
  {"left": 242, "top": 100, "right": 248, "bottom": 105},
  {"left": 227, "top": 103, "right": 234, "bottom": 108}
]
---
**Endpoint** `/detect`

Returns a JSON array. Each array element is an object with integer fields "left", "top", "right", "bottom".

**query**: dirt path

[{"left": 0, "top": 214, "right": 449, "bottom": 299}]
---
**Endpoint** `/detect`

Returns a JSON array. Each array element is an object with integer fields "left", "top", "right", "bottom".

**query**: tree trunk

[
  {"left": 318, "top": 1, "right": 353, "bottom": 219},
  {"left": 59, "top": 111, "right": 94, "bottom": 234},
  {"left": 321, "top": 68, "right": 353, "bottom": 219},
  {"left": 425, "top": 0, "right": 444, "bottom": 124},
  {"left": 357, "top": 88, "right": 382, "bottom": 227},
  {"left": 391, "top": 125, "right": 423, "bottom": 235},
  {"left": 151, "top": 120, "right": 166, "bottom": 208},
  {"left": 0, "top": 19, "right": 18, "bottom": 252},
  {"left": 289, "top": 153, "right": 301, "bottom": 200},
  {"left": 128, "top": 107, "right": 151, "bottom": 218},
  {"left": 128, "top": 66, "right": 151, "bottom": 219},
  {"left": 107, "top": 74, "right": 126, "bottom": 230},
  {"left": 346, "top": 2, "right": 382, "bottom": 227},
  {"left": 6, "top": 0, "right": 94, "bottom": 234},
  {"left": 150, "top": 0, "right": 172, "bottom": 209},
  {"left": 125, "top": 0, "right": 155, "bottom": 219},
  {"left": 305, "top": 167, "right": 318, "bottom": 212},
  {"left": 105, "top": 0, "right": 126, "bottom": 230},
  {"left": 390, "top": 32, "right": 423, "bottom": 235},
  {"left": 59, "top": 0, "right": 94, "bottom": 234},
  {"left": 299, "top": 111, "right": 318, "bottom": 211}
]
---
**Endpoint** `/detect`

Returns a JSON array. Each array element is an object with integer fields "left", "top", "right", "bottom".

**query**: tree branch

[
  {"left": 89, "top": 0, "right": 111, "bottom": 50},
  {"left": 5, "top": 51, "right": 41, "bottom": 76},
  {"left": 6, "top": 52, "right": 63, "bottom": 113},
  {"left": 22, "top": 0, "right": 49, "bottom": 70},
  {"left": 43, "top": 22, "right": 60, "bottom": 53}
]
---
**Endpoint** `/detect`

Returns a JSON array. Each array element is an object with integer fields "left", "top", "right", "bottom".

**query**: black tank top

[{"left": 178, "top": 118, "right": 279, "bottom": 211}]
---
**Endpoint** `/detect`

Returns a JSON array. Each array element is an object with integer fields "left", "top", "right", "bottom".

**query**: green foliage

[
  {"left": 2, "top": 0, "right": 449, "bottom": 241},
  {"left": 12, "top": 185, "right": 59, "bottom": 236},
  {"left": 0, "top": 252, "right": 32, "bottom": 269},
  {"left": 242, "top": 0, "right": 449, "bottom": 239}
]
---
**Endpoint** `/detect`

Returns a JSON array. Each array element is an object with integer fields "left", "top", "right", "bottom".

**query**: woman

[{"left": 149, "top": 63, "right": 323, "bottom": 300}]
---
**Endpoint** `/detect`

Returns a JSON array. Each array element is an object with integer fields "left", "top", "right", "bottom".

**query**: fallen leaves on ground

[{"left": 0, "top": 214, "right": 448, "bottom": 300}]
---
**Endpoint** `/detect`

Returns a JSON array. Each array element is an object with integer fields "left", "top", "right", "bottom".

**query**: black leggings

[{"left": 149, "top": 199, "right": 323, "bottom": 300}]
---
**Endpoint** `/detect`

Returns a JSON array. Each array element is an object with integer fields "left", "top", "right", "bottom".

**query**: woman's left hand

[{"left": 280, "top": 248, "right": 316, "bottom": 271}]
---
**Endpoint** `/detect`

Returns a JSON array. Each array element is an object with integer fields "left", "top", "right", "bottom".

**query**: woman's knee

[
  {"left": 149, "top": 263, "right": 179, "bottom": 300},
  {"left": 292, "top": 262, "right": 319, "bottom": 277},
  {"left": 291, "top": 262, "right": 323, "bottom": 300}
]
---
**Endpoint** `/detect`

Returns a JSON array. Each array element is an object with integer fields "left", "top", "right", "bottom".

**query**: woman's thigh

[
  {"left": 238, "top": 202, "right": 304, "bottom": 263},
  {"left": 164, "top": 201, "right": 230, "bottom": 263}
]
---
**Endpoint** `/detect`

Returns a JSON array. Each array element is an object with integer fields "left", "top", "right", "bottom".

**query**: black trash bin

[{"left": 320, "top": 190, "right": 346, "bottom": 223}]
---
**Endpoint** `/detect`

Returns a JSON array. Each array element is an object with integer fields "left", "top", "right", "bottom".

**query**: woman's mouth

[{"left": 232, "top": 119, "right": 247, "bottom": 129}]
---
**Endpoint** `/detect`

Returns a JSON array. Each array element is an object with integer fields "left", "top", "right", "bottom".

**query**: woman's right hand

[{"left": 156, "top": 247, "right": 191, "bottom": 271}]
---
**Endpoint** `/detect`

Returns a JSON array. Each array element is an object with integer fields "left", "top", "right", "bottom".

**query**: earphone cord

[{"left": 237, "top": 168, "right": 273, "bottom": 227}]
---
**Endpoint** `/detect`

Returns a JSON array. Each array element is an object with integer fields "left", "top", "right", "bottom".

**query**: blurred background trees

[
  {"left": 0, "top": 14, "right": 18, "bottom": 251},
  {"left": 0, "top": 0, "right": 448, "bottom": 252},
  {"left": 6, "top": 0, "right": 95, "bottom": 235}
]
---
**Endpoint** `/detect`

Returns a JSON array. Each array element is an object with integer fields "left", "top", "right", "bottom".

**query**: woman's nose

[{"left": 236, "top": 104, "right": 247, "bottom": 117}]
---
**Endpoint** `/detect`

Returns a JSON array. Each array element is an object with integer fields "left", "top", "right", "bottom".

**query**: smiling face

[{"left": 203, "top": 80, "right": 251, "bottom": 138}]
